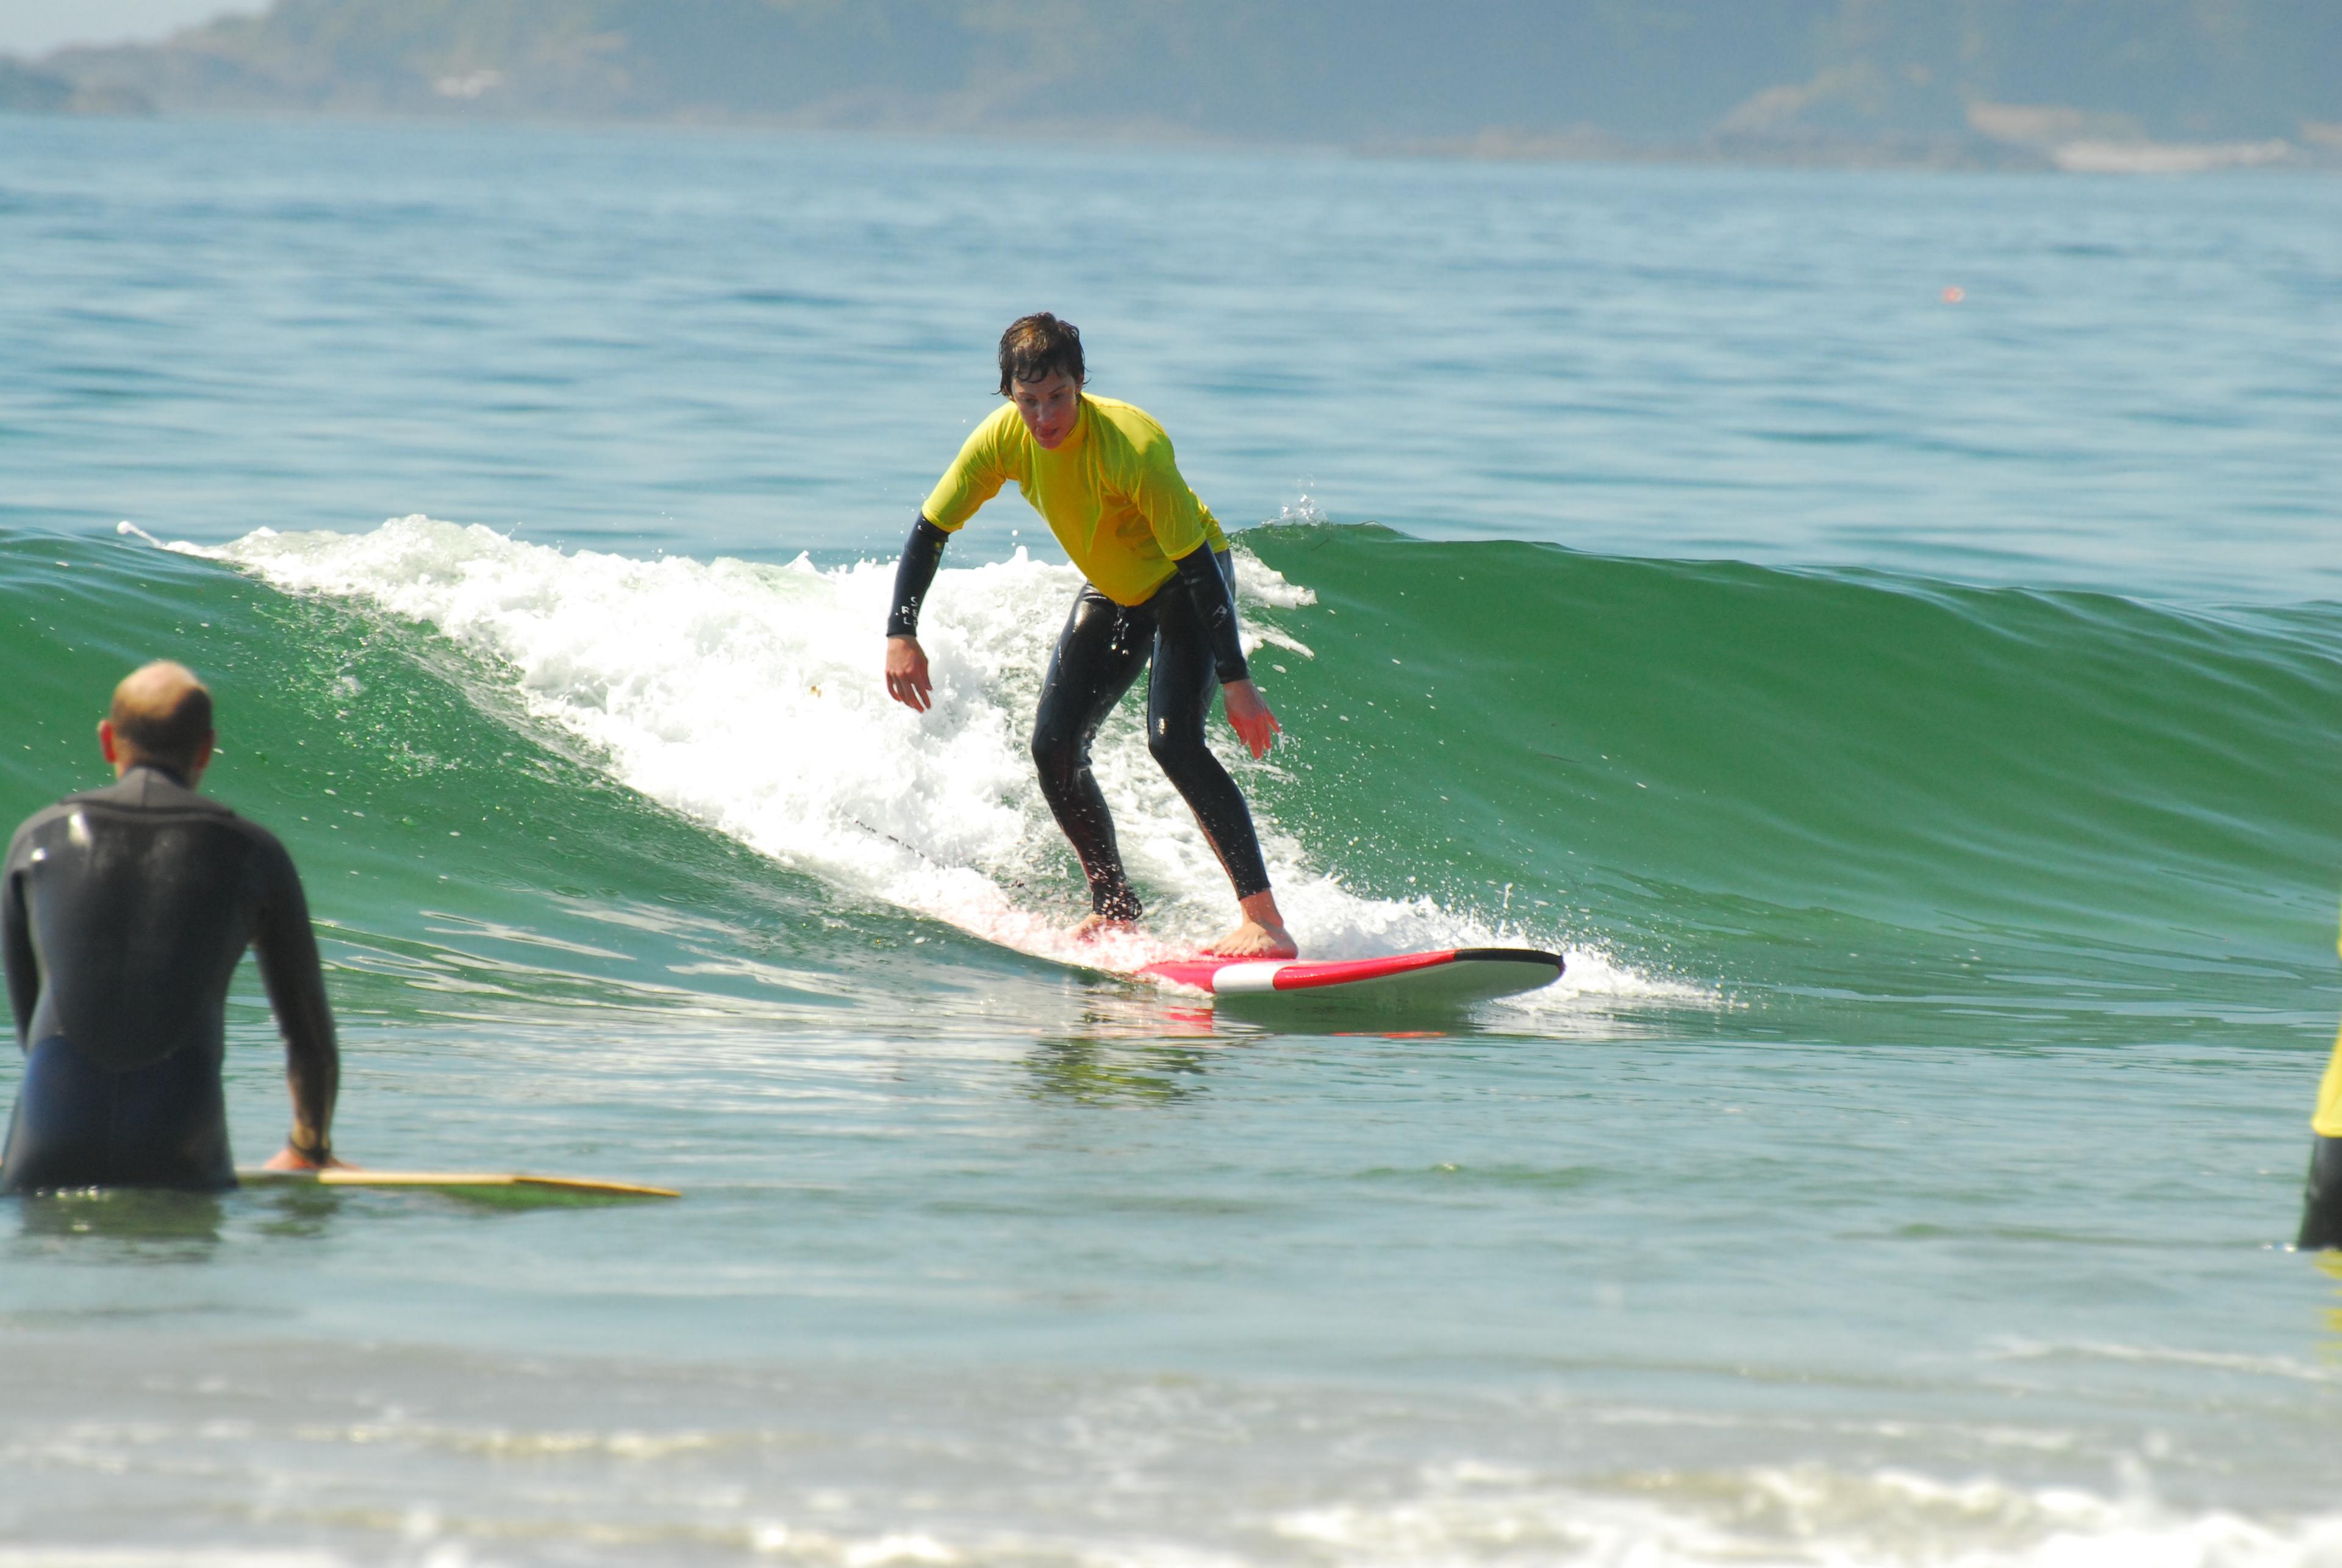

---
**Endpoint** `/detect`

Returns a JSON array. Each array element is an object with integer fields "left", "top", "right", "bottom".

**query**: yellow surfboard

[{"left": 238, "top": 1169, "right": 678, "bottom": 1199}]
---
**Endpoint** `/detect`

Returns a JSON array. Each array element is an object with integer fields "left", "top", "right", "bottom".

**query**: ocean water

[{"left": 2, "top": 114, "right": 2340, "bottom": 1565}]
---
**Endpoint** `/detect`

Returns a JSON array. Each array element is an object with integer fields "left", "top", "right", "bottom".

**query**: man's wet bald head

[{"left": 106, "top": 660, "right": 214, "bottom": 775}]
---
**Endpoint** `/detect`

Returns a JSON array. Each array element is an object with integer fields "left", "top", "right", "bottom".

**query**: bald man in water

[{"left": 1, "top": 661, "right": 343, "bottom": 1191}]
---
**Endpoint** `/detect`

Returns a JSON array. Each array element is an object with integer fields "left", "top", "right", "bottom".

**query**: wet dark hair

[
  {"left": 112, "top": 673, "right": 213, "bottom": 768},
  {"left": 997, "top": 313, "right": 1085, "bottom": 395}
]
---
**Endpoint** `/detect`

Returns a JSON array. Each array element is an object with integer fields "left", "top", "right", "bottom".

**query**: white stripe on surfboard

[{"left": 1206, "top": 961, "right": 1291, "bottom": 995}]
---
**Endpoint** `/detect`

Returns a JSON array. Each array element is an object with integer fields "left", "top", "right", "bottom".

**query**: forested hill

[{"left": 13, "top": 0, "right": 2342, "bottom": 164}]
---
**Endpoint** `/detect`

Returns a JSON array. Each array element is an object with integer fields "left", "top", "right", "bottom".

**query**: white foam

[
  {"left": 1270, "top": 1462, "right": 2342, "bottom": 1568},
  {"left": 1984, "top": 1338, "right": 2342, "bottom": 1386},
  {"left": 155, "top": 516, "right": 1693, "bottom": 1006}
]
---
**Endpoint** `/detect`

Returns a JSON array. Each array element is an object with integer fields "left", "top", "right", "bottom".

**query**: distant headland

[{"left": 5, "top": 0, "right": 2338, "bottom": 171}]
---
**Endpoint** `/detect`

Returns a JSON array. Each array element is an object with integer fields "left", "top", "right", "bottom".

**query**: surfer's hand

[
  {"left": 885, "top": 635, "right": 933, "bottom": 713},
  {"left": 1222, "top": 678, "right": 1280, "bottom": 759}
]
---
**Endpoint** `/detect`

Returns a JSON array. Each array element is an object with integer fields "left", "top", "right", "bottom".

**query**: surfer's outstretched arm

[{"left": 884, "top": 514, "right": 950, "bottom": 712}]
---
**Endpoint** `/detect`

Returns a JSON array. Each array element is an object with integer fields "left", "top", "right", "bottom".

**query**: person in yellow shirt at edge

[
  {"left": 2299, "top": 921, "right": 2342, "bottom": 1248},
  {"left": 882, "top": 313, "right": 1297, "bottom": 958}
]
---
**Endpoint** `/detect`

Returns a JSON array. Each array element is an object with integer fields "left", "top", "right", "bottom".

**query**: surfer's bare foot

[
  {"left": 1205, "top": 889, "right": 1296, "bottom": 958},
  {"left": 1204, "top": 917, "right": 1298, "bottom": 958},
  {"left": 1071, "top": 912, "right": 1137, "bottom": 943}
]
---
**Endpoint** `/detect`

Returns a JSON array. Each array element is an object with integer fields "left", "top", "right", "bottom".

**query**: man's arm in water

[
  {"left": 249, "top": 831, "right": 343, "bottom": 1169},
  {"left": 1170, "top": 545, "right": 1281, "bottom": 760},
  {"left": 2, "top": 836, "right": 35, "bottom": 1044},
  {"left": 884, "top": 514, "right": 949, "bottom": 712}
]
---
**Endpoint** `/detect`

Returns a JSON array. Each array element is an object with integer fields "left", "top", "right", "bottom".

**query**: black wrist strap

[
  {"left": 1172, "top": 545, "right": 1249, "bottom": 684},
  {"left": 887, "top": 516, "right": 950, "bottom": 639}
]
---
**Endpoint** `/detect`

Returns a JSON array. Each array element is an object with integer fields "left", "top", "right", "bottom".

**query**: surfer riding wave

[{"left": 882, "top": 313, "right": 1297, "bottom": 958}]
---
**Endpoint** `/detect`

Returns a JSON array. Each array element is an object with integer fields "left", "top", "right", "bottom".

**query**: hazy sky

[{"left": 2, "top": 0, "right": 261, "bottom": 55}]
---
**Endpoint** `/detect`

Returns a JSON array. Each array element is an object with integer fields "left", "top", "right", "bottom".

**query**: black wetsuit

[
  {"left": 2302, "top": 1134, "right": 2342, "bottom": 1250},
  {"left": 892, "top": 519, "right": 1271, "bottom": 920},
  {"left": 1, "top": 764, "right": 336, "bottom": 1192}
]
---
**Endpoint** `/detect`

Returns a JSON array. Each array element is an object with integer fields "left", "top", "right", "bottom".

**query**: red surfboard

[{"left": 1139, "top": 947, "right": 1563, "bottom": 1006}]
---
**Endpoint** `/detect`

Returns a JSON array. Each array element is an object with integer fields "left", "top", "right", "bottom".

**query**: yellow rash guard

[
  {"left": 920, "top": 396, "right": 1231, "bottom": 607},
  {"left": 2318, "top": 929, "right": 2342, "bottom": 1137}
]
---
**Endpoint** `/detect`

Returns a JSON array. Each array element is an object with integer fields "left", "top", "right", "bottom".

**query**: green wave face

[
  {"left": 1237, "top": 524, "right": 2342, "bottom": 1033},
  {"left": 6, "top": 522, "right": 2337, "bottom": 1045},
  {"left": 0, "top": 530, "right": 1047, "bottom": 1037}
]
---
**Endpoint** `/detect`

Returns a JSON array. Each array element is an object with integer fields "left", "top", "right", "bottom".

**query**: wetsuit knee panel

[
  {"left": 1030, "top": 713, "right": 1095, "bottom": 786},
  {"left": 1145, "top": 714, "right": 1206, "bottom": 771}
]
